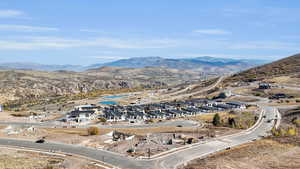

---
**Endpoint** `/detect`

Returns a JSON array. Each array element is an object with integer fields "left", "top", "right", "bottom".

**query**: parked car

[{"left": 35, "top": 139, "right": 45, "bottom": 143}]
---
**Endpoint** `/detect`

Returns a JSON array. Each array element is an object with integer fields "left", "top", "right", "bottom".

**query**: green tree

[{"left": 212, "top": 113, "right": 221, "bottom": 126}]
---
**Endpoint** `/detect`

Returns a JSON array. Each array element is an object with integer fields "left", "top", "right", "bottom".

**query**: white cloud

[
  {"left": 0, "top": 24, "right": 59, "bottom": 32},
  {"left": 193, "top": 29, "right": 231, "bottom": 35},
  {"left": 0, "top": 36, "right": 179, "bottom": 50},
  {"left": 229, "top": 41, "right": 299, "bottom": 50},
  {"left": 0, "top": 10, "right": 25, "bottom": 18},
  {"left": 0, "top": 35, "right": 297, "bottom": 55}
]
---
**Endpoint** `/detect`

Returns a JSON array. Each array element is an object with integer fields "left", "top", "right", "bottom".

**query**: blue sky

[{"left": 0, "top": 0, "right": 299, "bottom": 65}]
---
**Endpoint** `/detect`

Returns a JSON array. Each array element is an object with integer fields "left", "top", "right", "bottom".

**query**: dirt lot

[{"left": 0, "top": 147, "right": 106, "bottom": 169}]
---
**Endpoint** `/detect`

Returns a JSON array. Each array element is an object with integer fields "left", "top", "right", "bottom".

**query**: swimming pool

[
  {"left": 99, "top": 95, "right": 127, "bottom": 99},
  {"left": 98, "top": 101, "right": 118, "bottom": 105}
]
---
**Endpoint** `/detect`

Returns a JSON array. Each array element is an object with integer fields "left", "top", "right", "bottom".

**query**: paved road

[{"left": 159, "top": 76, "right": 225, "bottom": 102}]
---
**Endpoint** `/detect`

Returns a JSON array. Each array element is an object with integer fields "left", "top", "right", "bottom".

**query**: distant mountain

[
  {"left": 225, "top": 53, "right": 300, "bottom": 82},
  {"left": 0, "top": 62, "right": 85, "bottom": 72},
  {"left": 0, "top": 56, "right": 269, "bottom": 73},
  {"left": 87, "top": 56, "right": 269, "bottom": 73}
]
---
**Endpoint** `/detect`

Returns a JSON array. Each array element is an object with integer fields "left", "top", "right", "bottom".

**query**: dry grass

[
  {"left": 189, "top": 112, "right": 235, "bottom": 123},
  {"left": 266, "top": 76, "right": 300, "bottom": 85},
  {"left": 225, "top": 96, "right": 259, "bottom": 103},
  {"left": 45, "top": 126, "right": 204, "bottom": 136},
  {"left": 181, "top": 139, "right": 300, "bottom": 169},
  {"left": 0, "top": 148, "right": 107, "bottom": 169}
]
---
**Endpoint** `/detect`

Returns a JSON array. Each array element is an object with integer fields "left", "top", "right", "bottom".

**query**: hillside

[
  {"left": 0, "top": 67, "right": 202, "bottom": 104},
  {"left": 225, "top": 53, "right": 300, "bottom": 83}
]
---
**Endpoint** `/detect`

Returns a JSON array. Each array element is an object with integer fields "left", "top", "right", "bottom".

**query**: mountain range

[{"left": 0, "top": 56, "right": 269, "bottom": 73}]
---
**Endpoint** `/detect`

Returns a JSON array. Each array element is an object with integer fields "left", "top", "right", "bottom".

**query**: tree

[
  {"left": 212, "top": 113, "right": 221, "bottom": 126},
  {"left": 228, "top": 117, "right": 236, "bottom": 128}
]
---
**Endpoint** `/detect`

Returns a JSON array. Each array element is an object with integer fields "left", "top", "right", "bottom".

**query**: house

[
  {"left": 65, "top": 104, "right": 99, "bottom": 123},
  {"left": 75, "top": 104, "right": 99, "bottom": 112},
  {"left": 67, "top": 110, "right": 96, "bottom": 122},
  {"left": 214, "top": 104, "right": 235, "bottom": 110},
  {"left": 226, "top": 102, "right": 246, "bottom": 109},
  {"left": 259, "top": 83, "right": 271, "bottom": 89}
]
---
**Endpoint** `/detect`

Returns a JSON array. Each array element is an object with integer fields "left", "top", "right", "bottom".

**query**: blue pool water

[
  {"left": 98, "top": 101, "right": 118, "bottom": 105},
  {"left": 99, "top": 95, "right": 127, "bottom": 99}
]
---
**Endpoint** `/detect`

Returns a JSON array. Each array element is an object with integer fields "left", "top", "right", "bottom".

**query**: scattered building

[
  {"left": 259, "top": 83, "right": 271, "bottom": 89},
  {"left": 64, "top": 104, "right": 99, "bottom": 123}
]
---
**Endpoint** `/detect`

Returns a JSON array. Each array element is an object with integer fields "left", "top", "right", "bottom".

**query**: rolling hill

[{"left": 0, "top": 67, "right": 202, "bottom": 104}]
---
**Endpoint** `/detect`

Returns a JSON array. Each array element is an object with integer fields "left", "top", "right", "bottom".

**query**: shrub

[
  {"left": 212, "top": 113, "right": 221, "bottom": 126},
  {"left": 287, "top": 127, "right": 297, "bottom": 136},
  {"left": 293, "top": 119, "right": 300, "bottom": 127},
  {"left": 98, "top": 117, "right": 107, "bottom": 123},
  {"left": 43, "top": 166, "right": 54, "bottom": 169},
  {"left": 87, "top": 127, "right": 100, "bottom": 135},
  {"left": 254, "top": 93, "right": 261, "bottom": 96},
  {"left": 228, "top": 117, "right": 236, "bottom": 128},
  {"left": 127, "top": 148, "right": 134, "bottom": 153},
  {"left": 271, "top": 127, "right": 286, "bottom": 137}
]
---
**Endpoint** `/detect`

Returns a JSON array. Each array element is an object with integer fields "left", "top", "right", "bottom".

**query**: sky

[{"left": 0, "top": 0, "right": 299, "bottom": 65}]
